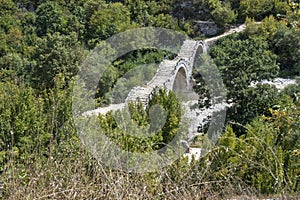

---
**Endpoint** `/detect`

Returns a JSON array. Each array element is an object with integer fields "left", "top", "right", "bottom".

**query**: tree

[
  {"left": 147, "top": 89, "right": 182, "bottom": 145},
  {"left": 96, "top": 65, "right": 119, "bottom": 104},
  {"left": 281, "top": 82, "right": 300, "bottom": 103},
  {"left": 244, "top": 16, "right": 300, "bottom": 76},
  {"left": 0, "top": 0, "right": 16, "bottom": 16},
  {"left": 87, "top": 2, "right": 131, "bottom": 47},
  {"left": 208, "top": 34, "right": 280, "bottom": 134},
  {"left": 209, "top": 0, "right": 237, "bottom": 26},
  {"left": 151, "top": 13, "right": 179, "bottom": 29},
  {"left": 206, "top": 97, "right": 300, "bottom": 194},
  {"left": 0, "top": 81, "right": 50, "bottom": 164},
  {"left": 35, "top": 2, "right": 66, "bottom": 36},
  {"left": 239, "top": 0, "right": 289, "bottom": 21},
  {"left": 210, "top": 34, "right": 279, "bottom": 100},
  {"left": 97, "top": 88, "right": 182, "bottom": 152},
  {"left": 124, "top": 0, "right": 153, "bottom": 26},
  {"left": 271, "top": 26, "right": 300, "bottom": 76},
  {"left": 0, "top": 6, "right": 33, "bottom": 80},
  {"left": 83, "top": 0, "right": 106, "bottom": 21},
  {"left": 244, "top": 16, "right": 286, "bottom": 43},
  {"left": 226, "top": 84, "right": 286, "bottom": 135},
  {"left": 31, "top": 32, "right": 84, "bottom": 89}
]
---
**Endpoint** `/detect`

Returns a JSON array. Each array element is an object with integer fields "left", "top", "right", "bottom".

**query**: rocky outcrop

[{"left": 195, "top": 21, "right": 223, "bottom": 36}]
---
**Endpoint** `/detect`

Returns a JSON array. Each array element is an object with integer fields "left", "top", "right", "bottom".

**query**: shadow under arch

[{"left": 172, "top": 64, "right": 189, "bottom": 101}]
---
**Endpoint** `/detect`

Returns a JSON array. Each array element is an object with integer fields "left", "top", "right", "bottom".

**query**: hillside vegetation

[{"left": 0, "top": 0, "right": 300, "bottom": 199}]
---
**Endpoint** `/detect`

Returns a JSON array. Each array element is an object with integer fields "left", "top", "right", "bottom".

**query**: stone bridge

[
  {"left": 124, "top": 39, "right": 206, "bottom": 106},
  {"left": 85, "top": 24, "right": 246, "bottom": 117},
  {"left": 125, "top": 24, "right": 247, "bottom": 107},
  {"left": 82, "top": 23, "right": 295, "bottom": 160}
]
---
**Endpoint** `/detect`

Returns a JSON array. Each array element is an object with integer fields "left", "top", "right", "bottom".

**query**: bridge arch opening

[
  {"left": 197, "top": 43, "right": 204, "bottom": 54},
  {"left": 172, "top": 67, "right": 188, "bottom": 97},
  {"left": 193, "top": 43, "right": 206, "bottom": 69}
]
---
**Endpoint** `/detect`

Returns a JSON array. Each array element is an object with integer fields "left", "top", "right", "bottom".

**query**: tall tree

[
  {"left": 87, "top": 2, "right": 131, "bottom": 47},
  {"left": 210, "top": 34, "right": 279, "bottom": 100},
  {"left": 35, "top": 2, "right": 66, "bottom": 36},
  {"left": 31, "top": 32, "right": 84, "bottom": 89}
]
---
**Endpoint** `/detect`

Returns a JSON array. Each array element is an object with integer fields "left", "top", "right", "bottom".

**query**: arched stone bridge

[
  {"left": 84, "top": 24, "right": 246, "bottom": 117},
  {"left": 125, "top": 39, "right": 206, "bottom": 105}
]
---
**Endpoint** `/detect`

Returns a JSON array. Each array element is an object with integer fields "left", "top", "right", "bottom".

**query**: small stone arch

[
  {"left": 171, "top": 63, "right": 190, "bottom": 101},
  {"left": 197, "top": 42, "right": 205, "bottom": 54},
  {"left": 191, "top": 42, "right": 207, "bottom": 71}
]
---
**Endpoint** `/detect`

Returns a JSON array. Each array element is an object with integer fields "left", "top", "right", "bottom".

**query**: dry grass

[{"left": 1, "top": 137, "right": 299, "bottom": 200}]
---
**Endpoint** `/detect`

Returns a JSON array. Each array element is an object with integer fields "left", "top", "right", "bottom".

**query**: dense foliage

[{"left": 0, "top": 0, "right": 299, "bottom": 199}]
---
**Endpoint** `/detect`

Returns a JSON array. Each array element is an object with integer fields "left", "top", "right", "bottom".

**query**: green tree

[
  {"left": 210, "top": 34, "right": 279, "bottom": 100},
  {"left": 208, "top": 34, "right": 280, "bottom": 134},
  {"left": 98, "top": 88, "right": 182, "bottom": 152},
  {"left": 201, "top": 90, "right": 299, "bottom": 193},
  {"left": 226, "top": 84, "right": 286, "bottom": 135},
  {"left": 271, "top": 26, "right": 300, "bottom": 76},
  {"left": 87, "top": 2, "right": 131, "bottom": 47},
  {"left": 35, "top": 2, "right": 66, "bottom": 36},
  {"left": 31, "top": 32, "right": 84, "bottom": 89},
  {"left": 209, "top": 0, "right": 237, "bottom": 26},
  {"left": 0, "top": 81, "right": 49, "bottom": 167},
  {"left": 206, "top": 105, "right": 299, "bottom": 195},
  {"left": 82, "top": 0, "right": 106, "bottom": 25},
  {"left": 281, "top": 81, "right": 300, "bottom": 103},
  {"left": 244, "top": 16, "right": 300, "bottom": 76},
  {"left": 0, "top": 0, "right": 16, "bottom": 14},
  {"left": 147, "top": 89, "right": 182, "bottom": 145},
  {"left": 244, "top": 16, "right": 286, "bottom": 42},
  {"left": 151, "top": 13, "right": 179, "bottom": 29},
  {"left": 96, "top": 65, "right": 119, "bottom": 104},
  {"left": 124, "top": 0, "right": 153, "bottom": 26},
  {"left": 239, "top": 0, "right": 289, "bottom": 21}
]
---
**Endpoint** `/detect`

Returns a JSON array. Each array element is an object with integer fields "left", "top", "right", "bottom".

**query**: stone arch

[
  {"left": 196, "top": 42, "right": 205, "bottom": 54},
  {"left": 173, "top": 66, "right": 188, "bottom": 91},
  {"left": 192, "top": 42, "right": 207, "bottom": 72},
  {"left": 171, "top": 63, "right": 189, "bottom": 100}
]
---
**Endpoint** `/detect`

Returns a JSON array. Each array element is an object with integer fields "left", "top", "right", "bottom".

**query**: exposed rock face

[
  {"left": 251, "top": 78, "right": 297, "bottom": 90},
  {"left": 195, "top": 21, "right": 223, "bottom": 36},
  {"left": 172, "top": 0, "right": 211, "bottom": 21}
]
